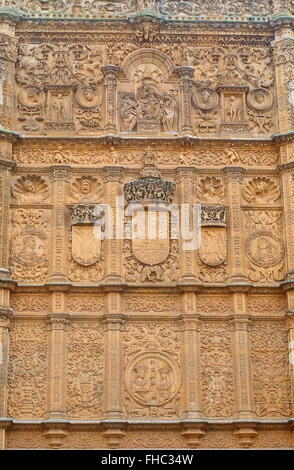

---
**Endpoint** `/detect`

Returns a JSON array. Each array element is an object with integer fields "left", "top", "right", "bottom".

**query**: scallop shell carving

[
  {"left": 243, "top": 177, "right": 280, "bottom": 204},
  {"left": 70, "top": 176, "right": 103, "bottom": 202},
  {"left": 12, "top": 175, "right": 49, "bottom": 203},
  {"left": 197, "top": 176, "right": 225, "bottom": 203}
]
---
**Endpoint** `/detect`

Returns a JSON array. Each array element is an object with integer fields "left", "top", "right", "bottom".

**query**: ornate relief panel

[
  {"left": 123, "top": 293, "right": 179, "bottom": 313},
  {"left": 13, "top": 141, "right": 278, "bottom": 168},
  {"left": 250, "top": 321, "right": 292, "bottom": 417},
  {"left": 15, "top": 43, "right": 105, "bottom": 135},
  {"left": 66, "top": 321, "right": 104, "bottom": 418},
  {"left": 9, "top": 208, "right": 50, "bottom": 283},
  {"left": 123, "top": 321, "right": 182, "bottom": 418},
  {"left": 189, "top": 44, "right": 275, "bottom": 136},
  {"left": 200, "top": 321, "right": 235, "bottom": 417},
  {"left": 118, "top": 49, "right": 179, "bottom": 135},
  {"left": 7, "top": 319, "right": 48, "bottom": 418},
  {"left": 244, "top": 209, "right": 285, "bottom": 283}
]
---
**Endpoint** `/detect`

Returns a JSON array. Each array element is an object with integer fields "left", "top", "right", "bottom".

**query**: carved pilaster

[
  {"left": 49, "top": 166, "right": 71, "bottom": 283},
  {"left": 224, "top": 167, "right": 246, "bottom": 283},
  {"left": 272, "top": 26, "right": 294, "bottom": 133},
  {"left": 174, "top": 66, "right": 194, "bottom": 134},
  {"left": 180, "top": 310, "right": 202, "bottom": 419},
  {"left": 280, "top": 167, "right": 294, "bottom": 279},
  {"left": 103, "top": 311, "right": 124, "bottom": 419},
  {"left": 0, "top": 304, "right": 12, "bottom": 450},
  {"left": 176, "top": 167, "right": 198, "bottom": 284},
  {"left": 286, "top": 290, "right": 294, "bottom": 416},
  {"left": 102, "top": 65, "right": 120, "bottom": 133},
  {"left": 46, "top": 302, "right": 70, "bottom": 420},
  {"left": 0, "top": 19, "right": 18, "bottom": 132},
  {"left": 230, "top": 297, "right": 254, "bottom": 420},
  {"left": 102, "top": 167, "right": 123, "bottom": 284}
]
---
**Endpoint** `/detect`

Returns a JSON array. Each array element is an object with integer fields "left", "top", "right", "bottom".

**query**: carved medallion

[
  {"left": 199, "top": 227, "right": 227, "bottom": 266},
  {"left": 76, "top": 86, "right": 101, "bottom": 109},
  {"left": 18, "top": 86, "right": 45, "bottom": 109},
  {"left": 246, "top": 230, "right": 284, "bottom": 268},
  {"left": 72, "top": 226, "right": 101, "bottom": 266},
  {"left": 247, "top": 88, "right": 273, "bottom": 112},
  {"left": 243, "top": 177, "right": 280, "bottom": 204},
  {"left": 11, "top": 229, "right": 46, "bottom": 266},
  {"left": 125, "top": 352, "right": 181, "bottom": 406},
  {"left": 70, "top": 176, "right": 103, "bottom": 202},
  {"left": 12, "top": 175, "right": 49, "bottom": 203},
  {"left": 192, "top": 87, "right": 219, "bottom": 110}
]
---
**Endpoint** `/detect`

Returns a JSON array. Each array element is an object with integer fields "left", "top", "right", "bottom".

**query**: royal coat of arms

[
  {"left": 72, "top": 225, "right": 101, "bottom": 266},
  {"left": 199, "top": 226, "right": 227, "bottom": 266}
]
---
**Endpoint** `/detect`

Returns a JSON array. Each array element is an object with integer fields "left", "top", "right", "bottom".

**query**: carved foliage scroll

[
  {"left": 250, "top": 321, "right": 292, "bottom": 417},
  {"left": 66, "top": 321, "right": 104, "bottom": 418},
  {"left": 8, "top": 320, "right": 47, "bottom": 418}
]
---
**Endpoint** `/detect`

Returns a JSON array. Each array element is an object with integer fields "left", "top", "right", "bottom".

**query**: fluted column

[
  {"left": 174, "top": 66, "right": 194, "bottom": 134},
  {"left": 49, "top": 166, "right": 70, "bottom": 283},
  {"left": 224, "top": 167, "right": 246, "bottom": 283},
  {"left": 176, "top": 167, "right": 198, "bottom": 284},
  {"left": 102, "top": 65, "right": 120, "bottom": 133},
  {"left": 102, "top": 166, "right": 123, "bottom": 284}
]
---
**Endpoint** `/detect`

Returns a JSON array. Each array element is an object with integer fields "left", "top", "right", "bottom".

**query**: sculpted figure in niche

[
  {"left": 226, "top": 95, "right": 241, "bottom": 122},
  {"left": 118, "top": 92, "right": 138, "bottom": 132},
  {"left": 53, "top": 94, "right": 66, "bottom": 121},
  {"left": 161, "top": 90, "right": 178, "bottom": 132}
]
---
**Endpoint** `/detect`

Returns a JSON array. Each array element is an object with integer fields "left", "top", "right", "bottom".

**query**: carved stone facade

[{"left": 0, "top": 0, "right": 294, "bottom": 450}]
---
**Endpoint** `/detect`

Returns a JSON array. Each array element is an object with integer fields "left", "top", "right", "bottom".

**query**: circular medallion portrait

[
  {"left": 192, "top": 87, "right": 219, "bottom": 110},
  {"left": 125, "top": 352, "right": 181, "bottom": 407},
  {"left": 18, "top": 86, "right": 45, "bottom": 110},
  {"left": 11, "top": 230, "right": 46, "bottom": 266},
  {"left": 76, "top": 86, "right": 100, "bottom": 109},
  {"left": 246, "top": 230, "right": 284, "bottom": 268},
  {"left": 247, "top": 88, "right": 273, "bottom": 112}
]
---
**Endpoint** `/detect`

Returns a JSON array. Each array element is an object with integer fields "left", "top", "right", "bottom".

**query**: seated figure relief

[{"left": 118, "top": 80, "right": 178, "bottom": 133}]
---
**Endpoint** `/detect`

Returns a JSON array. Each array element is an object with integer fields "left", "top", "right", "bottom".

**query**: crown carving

[
  {"left": 123, "top": 149, "right": 176, "bottom": 204},
  {"left": 70, "top": 204, "right": 103, "bottom": 225}
]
